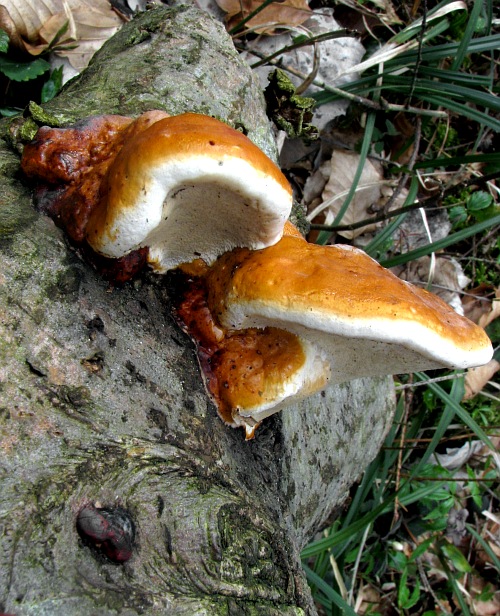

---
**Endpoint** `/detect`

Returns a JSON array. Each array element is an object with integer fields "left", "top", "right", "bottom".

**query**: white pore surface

[
  {"left": 220, "top": 301, "right": 494, "bottom": 381},
  {"left": 97, "top": 156, "right": 292, "bottom": 269}
]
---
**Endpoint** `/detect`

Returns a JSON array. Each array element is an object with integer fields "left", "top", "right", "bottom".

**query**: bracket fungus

[
  {"left": 21, "top": 111, "right": 292, "bottom": 276},
  {"left": 21, "top": 111, "right": 493, "bottom": 439}
]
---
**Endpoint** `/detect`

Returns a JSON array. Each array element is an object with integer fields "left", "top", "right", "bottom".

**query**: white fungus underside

[
  {"left": 221, "top": 301, "right": 493, "bottom": 381},
  {"left": 92, "top": 156, "right": 292, "bottom": 269}
]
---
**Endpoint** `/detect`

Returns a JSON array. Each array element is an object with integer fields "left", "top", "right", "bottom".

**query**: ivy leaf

[{"left": 0, "top": 55, "right": 50, "bottom": 81}]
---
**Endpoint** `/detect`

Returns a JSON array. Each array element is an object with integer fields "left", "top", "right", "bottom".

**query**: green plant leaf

[
  {"left": 0, "top": 56, "right": 50, "bottom": 81},
  {"left": 398, "top": 568, "right": 410, "bottom": 608},
  {"left": 467, "top": 191, "right": 493, "bottom": 212},
  {"left": 0, "top": 107, "right": 21, "bottom": 117},
  {"left": 0, "top": 29, "right": 9, "bottom": 53},
  {"left": 439, "top": 543, "right": 471, "bottom": 573},
  {"left": 409, "top": 537, "right": 434, "bottom": 562}
]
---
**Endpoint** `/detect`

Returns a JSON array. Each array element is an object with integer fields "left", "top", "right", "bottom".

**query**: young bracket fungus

[
  {"left": 21, "top": 112, "right": 493, "bottom": 439},
  {"left": 21, "top": 111, "right": 293, "bottom": 275}
]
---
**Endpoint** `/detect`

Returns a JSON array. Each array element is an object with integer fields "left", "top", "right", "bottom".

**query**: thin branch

[
  {"left": 310, "top": 170, "right": 500, "bottom": 233},
  {"left": 236, "top": 45, "right": 448, "bottom": 117}
]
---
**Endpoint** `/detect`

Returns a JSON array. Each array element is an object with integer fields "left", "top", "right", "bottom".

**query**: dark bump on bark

[{"left": 76, "top": 504, "right": 135, "bottom": 563}]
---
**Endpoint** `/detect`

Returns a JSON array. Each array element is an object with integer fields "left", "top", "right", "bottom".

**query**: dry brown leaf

[
  {"left": 465, "top": 574, "right": 500, "bottom": 615},
  {"left": 464, "top": 359, "right": 500, "bottom": 399},
  {"left": 354, "top": 583, "right": 383, "bottom": 614},
  {"left": 216, "top": 0, "right": 311, "bottom": 34},
  {"left": 463, "top": 283, "right": 497, "bottom": 325},
  {"left": 478, "top": 287, "right": 500, "bottom": 330},
  {"left": 0, "top": 0, "right": 124, "bottom": 69},
  {"left": 394, "top": 256, "right": 470, "bottom": 315},
  {"left": 310, "top": 150, "right": 392, "bottom": 240}
]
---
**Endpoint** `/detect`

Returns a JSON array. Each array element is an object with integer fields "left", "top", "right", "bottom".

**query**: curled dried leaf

[
  {"left": 309, "top": 150, "right": 400, "bottom": 240},
  {"left": 464, "top": 359, "right": 500, "bottom": 399},
  {"left": 0, "top": 0, "right": 124, "bottom": 69},
  {"left": 216, "top": 0, "right": 311, "bottom": 34}
]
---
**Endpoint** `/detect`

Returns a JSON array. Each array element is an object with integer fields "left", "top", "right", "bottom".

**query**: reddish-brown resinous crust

[
  {"left": 171, "top": 269, "right": 305, "bottom": 432},
  {"left": 21, "top": 111, "right": 169, "bottom": 279},
  {"left": 21, "top": 114, "right": 134, "bottom": 240}
]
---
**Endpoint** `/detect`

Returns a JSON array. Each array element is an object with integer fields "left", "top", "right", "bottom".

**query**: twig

[
  {"left": 310, "top": 169, "right": 500, "bottom": 233},
  {"left": 250, "top": 30, "right": 355, "bottom": 69},
  {"left": 416, "top": 557, "right": 453, "bottom": 614},
  {"left": 237, "top": 45, "right": 448, "bottom": 117},
  {"left": 394, "top": 372, "right": 466, "bottom": 390}
]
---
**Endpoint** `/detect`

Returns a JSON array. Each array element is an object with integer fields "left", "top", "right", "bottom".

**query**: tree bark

[{"left": 0, "top": 5, "right": 395, "bottom": 614}]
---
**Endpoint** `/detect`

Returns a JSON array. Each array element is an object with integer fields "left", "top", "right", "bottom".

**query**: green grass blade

[
  {"left": 379, "top": 214, "right": 500, "bottom": 267},
  {"left": 466, "top": 524, "right": 500, "bottom": 572},
  {"left": 302, "top": 564, "right": 358, "bottom": 615},
  {"left": 417, "top": 66, "right": 492, "bottom": 86},
  {"left": 301, "top": 481, "right": 445, "bottom": 558},
  {"left": 415, "top": 373, "right": 497, "bottom": 452},
  {"left": 410, "top": 376, "right": 464, "bottom": 476},
  {"left": 390, "top": 34, "right": 500, "bottom": 65},
  {"left": 412, "top": 152, "right": 500, "bottom": 170},
  {"left": 451, "top": 0, "right": 484, "bottom": 71}
]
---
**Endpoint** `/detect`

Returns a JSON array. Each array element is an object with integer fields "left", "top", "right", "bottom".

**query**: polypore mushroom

[
  {"left": 181, "top": 232, "right": 491, "bottom": 436},
  {"left": 86, "top": 113, "right": 293, "bottom": 271},
  {"left": 21, "top": 112, "right": 293, "bottom": 277},
  {"left": 21, "top": 112, "right": 493, "bottom": 439}
]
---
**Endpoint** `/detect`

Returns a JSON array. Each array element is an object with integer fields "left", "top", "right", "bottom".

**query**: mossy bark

[{"left": 0, "top": 5, "right": 395, "bottom": 615}]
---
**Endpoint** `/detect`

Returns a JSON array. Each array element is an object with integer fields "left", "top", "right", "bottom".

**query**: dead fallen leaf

[
  {"left": 430, "top": 440, "right": 485, "bottom": 470},
  {"left": 478, "top": 287, "right": 500, "bottom": 330},
  {"left": 394, "top": 256, "right": 470, "bottom": 315},
  {"left": 464, "top": 359, "right": 500, "bottom": 399},
  {"left": 0, "top": 0, "right": 124, "bottom": 69},
  {"left": 308, "top": 149, "right": 399, "bottom": 239},
  {"left": 216, "top": 0, "right": 311, "bottom": 34},
  {"left": 354, "top": 583, "right": 384, "bottom": 614},
  {"left": 465, "top": 573, "right": 500, "bottom": 616},
  {"left": 462, "top": 283, "right": 496, "bottom": 325}
]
